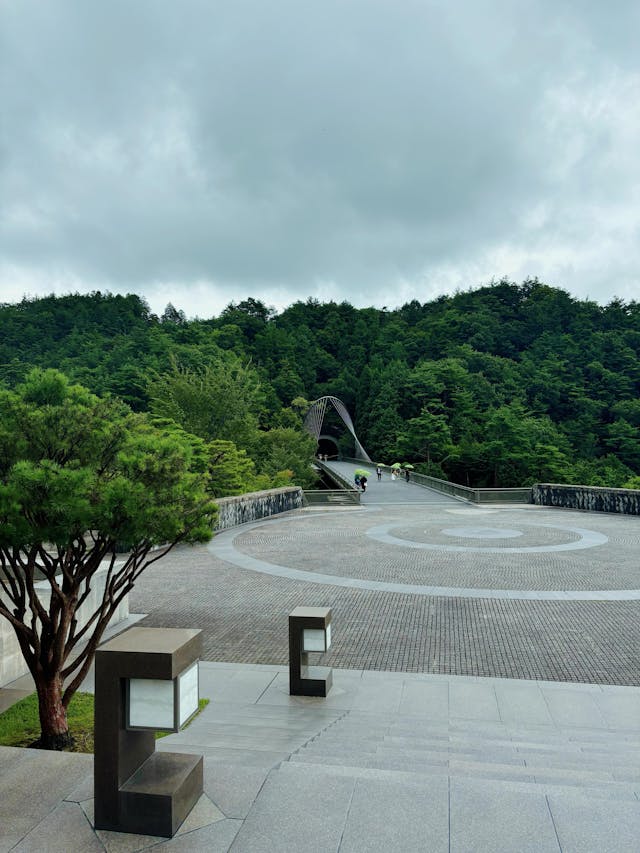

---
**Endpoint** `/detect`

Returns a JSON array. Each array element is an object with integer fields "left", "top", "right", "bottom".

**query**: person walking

[
  {"left": 354, "top": 473, "right": 361, "bottom": 489},
  {"left": 360, "top": 475, "right": 368, "bottom": 492},
  {"left": 376, "top": 466, "right": 382, "bottom": 481},
  {"left": 405, "top": 469, "right": 411, "bottom": 483}
]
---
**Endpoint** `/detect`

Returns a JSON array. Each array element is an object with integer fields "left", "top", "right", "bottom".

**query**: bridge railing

[
  {"left": 408, "top": 471, "right": 477, "bottom": 501},
  {"left": 308, "top": 460, "right": 361, "bottom": 505},
  {"left": 303, "top": 489, "right": 361, "bottom": 506},
  {"left": 315, "top": 459, "right": 359, "bottom": 491},
  {"left": 410, "top": 472, "right": 531, "bottom": 504}
]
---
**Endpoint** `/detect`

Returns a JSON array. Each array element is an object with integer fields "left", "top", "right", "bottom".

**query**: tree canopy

[{"left": 0, "top": 369, "right": 217, "bottom": 748}]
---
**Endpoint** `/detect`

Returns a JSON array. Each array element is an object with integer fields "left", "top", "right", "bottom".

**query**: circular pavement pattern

[
  {"left": 441, "top": 526, "right": 524, "bottom": 539},
  {"left": 213, "top": 509, "right": 639, "bottom": 601},
  {"left": 366, "top": 521, "right": 609, "bottom": 554}
]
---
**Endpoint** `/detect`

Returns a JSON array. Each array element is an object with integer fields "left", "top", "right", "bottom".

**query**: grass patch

[{"left": 0, "top": 693, "right": 209, "bottom": 753}]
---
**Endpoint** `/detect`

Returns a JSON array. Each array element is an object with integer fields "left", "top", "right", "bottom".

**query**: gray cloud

[{"left": 1, "top": 0, "right": 639, "bottom": 317}]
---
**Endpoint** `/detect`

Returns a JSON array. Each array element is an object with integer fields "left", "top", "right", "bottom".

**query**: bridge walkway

[{"left": 325, "top": 460, "right": 460, "bottom": 505}]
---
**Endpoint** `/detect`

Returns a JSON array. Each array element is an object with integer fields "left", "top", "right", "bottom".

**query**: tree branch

[
  {"left": 0, "top": 553, "right": 23, "bottom": 610},
  {"left": 64, "top": 548, "right": 119, "bottom": 651}
]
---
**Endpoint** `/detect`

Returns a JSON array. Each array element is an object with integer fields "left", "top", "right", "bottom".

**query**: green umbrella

[
  {"left": 391, "top": 462, "right": 402, "bottom": 469},
  {"left": 402, "top": 463, "right": 415, "bottom": 469},
  {"left": 354, "top": 468, "right": 371, "bottom": 477}
]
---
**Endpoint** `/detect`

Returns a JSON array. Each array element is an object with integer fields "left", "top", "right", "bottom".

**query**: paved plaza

[
  {"left": 131, "top": 463, "right": 640, "bottom": 685},
  {"left": 3, "top": 465, "right": 640, "bottom": 851}
]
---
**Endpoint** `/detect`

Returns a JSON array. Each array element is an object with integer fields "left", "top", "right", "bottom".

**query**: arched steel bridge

[{"left": 303, "top": 396, "right": 372, "bottom": 462}]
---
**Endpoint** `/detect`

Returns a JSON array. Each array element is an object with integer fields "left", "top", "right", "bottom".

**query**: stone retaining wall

[
  {"left": 0, "top": 564, "right": 130, "bottom": 688},
  {"left": 532, "top": 483, "right": 640, "bottom": 515},
  {"left": 215, "top": 486, "right": 304, "bottom": 530}
]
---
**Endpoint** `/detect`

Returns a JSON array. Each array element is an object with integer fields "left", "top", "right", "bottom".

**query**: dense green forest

[{"left": 1, "top": 279, "right": 639, "bottom": 489}]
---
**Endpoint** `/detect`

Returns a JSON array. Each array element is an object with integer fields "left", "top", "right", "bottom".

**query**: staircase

[
  {"left": 287, "top": 709, "right": 640, "bottom": 800},
  {"left": 159, "top": 665, "right": 640, "bottom": 851},
  {"left": 230, "top": 708, "right": 640, "bottom": 852}
]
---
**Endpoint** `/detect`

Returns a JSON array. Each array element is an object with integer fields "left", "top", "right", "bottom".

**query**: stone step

[
  {"left": 386, "top": 733, "right": 575, "bottom": 752},
  {"left": 298, "top": 728, "right": 640, "bottom": 766},
  {"left": 277, "top": 760, "right": 640, "bottom": 802},
  {"left": 303, "top": 729, "right": 640, "bottom": 760},
  {"left": 337, "top": 705, "right": 640, "bottom": 729},
  {"left": 298, "top": 744, "right": 524, "bottom": 767},
  {"left": 286, "top": 754, "right": 640, "bottom": 795},
  {"left": 377, "top": 744, "right": 640, "bottom": 770},
  {"left": 295, "top": 741, "right": 640, "bottom": 779},
  {"left": 289, "top": 750, "right": 636, "bottom": 788},
  {"left": 183, "top": 722, "right": 331, "bottom": 742},
  {"left": 394, "top": 732, "right": 640, "bottom": 754},
  {"left": 387, "top": 717, "right": 640, "bottom": 741},
  {"left": 157, "top": 742, "right": 286, "bottom": 767},
  {"left": 315, "top": 720, "right": 640, "bottom": 750},
  {"left": 201, "top": 708, "right": 342, "bottom": 724},
  {"left": 382, "top": 737, "right": 640, "bottom": 762}
]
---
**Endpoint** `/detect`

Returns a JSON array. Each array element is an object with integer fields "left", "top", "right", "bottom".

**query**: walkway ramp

[{"left": 326, "top": 460, "right": 461, "bottom": 505}]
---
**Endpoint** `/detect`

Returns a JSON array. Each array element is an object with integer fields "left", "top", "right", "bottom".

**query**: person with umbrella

[{"left": 354, "top": 468, "right": 370, "bottom": 492}]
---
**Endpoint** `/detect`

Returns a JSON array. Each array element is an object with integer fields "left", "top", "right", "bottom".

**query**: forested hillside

[{"left": 1, "top": 280, "right": 639, "bottom": 488}]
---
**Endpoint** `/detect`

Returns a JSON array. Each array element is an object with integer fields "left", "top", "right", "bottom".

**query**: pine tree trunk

[{"left": 34, "top": 675, "right": 73, "bottom": 750}]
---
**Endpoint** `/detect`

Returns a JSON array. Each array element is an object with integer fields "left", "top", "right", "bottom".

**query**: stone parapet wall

[
  {"left": 215, "top": 486, "right": 304, "bottom": 530},
  {"left": 532, "top": 483, "right": 640, "bottom": 515},
  {"left": 0, "top": 564, "right": 129, "bottom": 688}
]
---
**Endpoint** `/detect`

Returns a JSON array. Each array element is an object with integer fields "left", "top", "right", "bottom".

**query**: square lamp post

[
  {"left": 289, "top": 606, "right": 332, "bottom": 697},
  {"left": 94, "top": 627, "right": 203, "bottom": 838}
]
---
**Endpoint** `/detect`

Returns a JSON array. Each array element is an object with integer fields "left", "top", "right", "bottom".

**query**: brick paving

[
  {"left": 235, "top": 507, "right": 639, "bottom": 591},
  {"left": 130, "top": 501, "right": 640, "bottom": 686}
]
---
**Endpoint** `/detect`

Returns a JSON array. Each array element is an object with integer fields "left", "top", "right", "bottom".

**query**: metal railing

[
  {"left": 408, "top": 471, "right": 531, "bottom": 504},
  {"left": 408, "top": 470, "right": 477, "bottom": 501},
  {"left": 473, "top": 487, "right": 532, "bottom": 504},
  {"left": 339, "top": 458, "right": 531, "bottom": 504},
  {"left": 314, "top": 460, "right": 358, "bottom": 492}
]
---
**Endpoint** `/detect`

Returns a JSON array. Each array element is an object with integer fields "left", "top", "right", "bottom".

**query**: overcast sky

[{"left": 1, "top": 1, "right": 639, "bottom": 318}]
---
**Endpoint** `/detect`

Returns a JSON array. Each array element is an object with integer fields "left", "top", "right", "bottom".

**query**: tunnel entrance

[{"left": 317, "top": 435, "right": 339, "bottom": 459}]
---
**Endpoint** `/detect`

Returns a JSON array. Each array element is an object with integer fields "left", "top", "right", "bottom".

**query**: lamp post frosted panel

[
  {"left": 303, "top": 623, "right": 331, "bottom": 652},
  {"left": 127, "top": 678, "right": 175, "bottom": 731},
  {"left": 126, "top": 660, "right": 200, "bottom": 732},
  {"left": 289, "top": 607, "right": 333, "bottom": 697}
]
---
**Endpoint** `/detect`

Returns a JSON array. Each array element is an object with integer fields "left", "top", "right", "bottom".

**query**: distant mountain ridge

[{"left": 1, "top": 279, "right": 639, "bottom": 488}]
